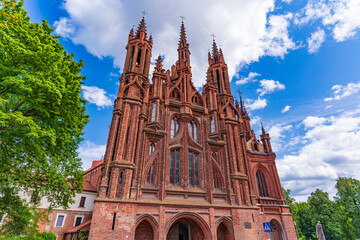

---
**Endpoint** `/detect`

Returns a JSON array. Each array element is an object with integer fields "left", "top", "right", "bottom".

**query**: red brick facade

[{"left": 88, "top": 17, "right": 298, "bottom": 240}]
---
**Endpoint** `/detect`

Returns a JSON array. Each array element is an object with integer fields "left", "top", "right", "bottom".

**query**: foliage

[
  {"left": 79, "top": 230, "right": 89, "bottom": 240},
  {"left": 0, "top": 0, "right": 88, "bottom": 235},
  {"left": 284, "top": 177, "right": 360, "bottom": 240},
  {"left": 0, "top": 231, "right": 56, "bottom": 239}
]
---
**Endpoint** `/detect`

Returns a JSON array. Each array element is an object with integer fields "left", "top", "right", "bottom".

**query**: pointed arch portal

[{"left": 167, "top": 219, "right": 204, "bottom": 240}]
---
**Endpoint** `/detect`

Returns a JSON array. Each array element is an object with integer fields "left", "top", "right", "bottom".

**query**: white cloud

[
  {"left": 82, "top": 86, "right": 113, "bottom": 108},
  {"left": 277, "top": 109, "right": 360, "bottom": 200},
  {"left": 282, "top": 0, "right": 292, "bottom": 3},
  {"left": 295, "top": 0, "right": 360, "bottom": 42},
  {"left": 78, "top": 141, "right": 106, "bottom": 169},
  {"left": 257, "top": 79, "right": 285, "bottom": 96},
  {"left": 324, "top": 81, "right": 360, "bottom": 101},
  {"left": 250, "top": 115, "right": 261, "bottom": 126},
  {"left": 307, "top": 28, "right": 325, "bottom": 53},
  {"left": 267, "top": 123, "right": 292, "bottom": 151},
  {"left": 54, "top": 17, "right": 74, "bottom": 38},
  {"left": 55, "top": 0, "right": 297, "bottom": 87},
  {"left": 235, "top": 72, "right": 260, "bottom": 85},
  {"left": 281, "top": 105, "right": 291, "bottom": 113},
  {"left": 302, "top": 116, "right": 327, "bottom": 128},
  {"left": 246, "top": 97, "right": 267, "bottom": 110}
]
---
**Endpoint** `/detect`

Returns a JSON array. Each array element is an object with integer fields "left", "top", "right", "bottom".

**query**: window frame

[
  {"left": 171, "top": 117, "right": 180, "bottom": 139},
  {"left": 210, "top": 116, "right": 216, "bottom": 133},
  {"left": 256, "top": 170, "right": 269, "bottom": 197},
  {"left": 79, "top": 196, "right": 86, "bottom": 208},
  {"left": 73, "top": 215, "right": 84, "bottom": 227},
  {"left": 54, "top": 213, "right": 67, "bottom": 227},
  {"left": 188, "top": 151, "right": 199, "bottom": 187},
  {"left": 151, "top": 103, "right": 156, "bottom": 122},
  {"left": 169, "top": 149, "right": 180, "bottom": 185},
  {"left": 189, "top": 121, "right": 198, "bottom": 142}
]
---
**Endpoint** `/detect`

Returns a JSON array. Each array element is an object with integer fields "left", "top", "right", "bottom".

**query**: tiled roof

[{"left": 83, "top": 181, "right": 97, "bottom": 192}]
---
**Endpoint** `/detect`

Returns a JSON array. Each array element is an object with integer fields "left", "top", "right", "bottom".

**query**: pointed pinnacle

[{"left": 179, "top": 21, "right": 188, "bottom": 46}]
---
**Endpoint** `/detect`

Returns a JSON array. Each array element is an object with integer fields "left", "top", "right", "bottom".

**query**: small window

[
  {"left": 151, "top": 103, "right": 156, "bottom": 122},
  {"left": 55, "top": 214, "right": 66, "bottom": 227},
  {"left": 136, "top": 49, "right": 142, "bottom": 65},
  {"left": 74, "top": 216, "right": 83, "bottom": 227},
  {"left": 170, "top": 150, "right": 180, "bottom": 185},
  {"left": 29, "top": 192, "right": 38, "bottom": 203},
  {"left": 149, "top": 143, "right": 155, "bottom": 155},
  {"left": 171, "top": 118, "right": 180, "bottom": 139},
  {"left": 210, "top": 116, "right": 216, "bottom": 133},
  {"left": 189, "top": 121, "right": 198, "bottom": 141},
  {"left": 79, "top": 196, "right": 86, "bottom": 208},
  {"left": 188, "top": 151, "right": 199, "bottom": 187}
]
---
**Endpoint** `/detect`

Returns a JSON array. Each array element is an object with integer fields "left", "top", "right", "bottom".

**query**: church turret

[
  {"left": 123, "top": 17, "right": 152, "bottom": 78},
  {"left": 207, "top": 39, "right": 231, "bottom": 95},
  {"left": 260, "top": 123, "right": 273, "bottom": 153}
]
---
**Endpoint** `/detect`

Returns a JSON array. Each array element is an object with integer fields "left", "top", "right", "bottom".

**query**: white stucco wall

[{"left": 21, "top": 190, "right": 97, "bottom": 212}]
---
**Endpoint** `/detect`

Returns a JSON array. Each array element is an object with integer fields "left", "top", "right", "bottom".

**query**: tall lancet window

[
  {"left": 147, "top": 164, "right": 154, "bottom": 184},
  {"left": 188, "top": 152, "right": 199, "bottom": 187},
  {"left": 171, "top": 118, "right": 180, "bottom": 139},
  {"left": 189, "top": 121, "right": 198, "bottom": 142},
  {"left": 170, "top": 150, "right": 180, "bottom": 185},
  {"left": 211, "top": 116, "right": 216, "bottom": 133},
  {"left": 151, "top": 103, "right": 156, "bottom": 122},
  {"left": 256, "top": 170, "right": 269, "bottom": 197}
]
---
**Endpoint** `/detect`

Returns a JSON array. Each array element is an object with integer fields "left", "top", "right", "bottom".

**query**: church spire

[
  {"left": 177, "top": 18, "right": 190, "bottom": 66},
  {"left": 135, "top": 16, "right": 147, "bottom": 40},
  {"left": 212, "top": 39, "right": 220, "bottom": 62},
  {"left": 179, "top": 21, "right": 188, "bottom": 48}
]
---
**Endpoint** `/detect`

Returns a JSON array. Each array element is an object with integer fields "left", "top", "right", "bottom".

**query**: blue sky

[{"left": 25, "top": 0, "right": 360, "bottom": 201}]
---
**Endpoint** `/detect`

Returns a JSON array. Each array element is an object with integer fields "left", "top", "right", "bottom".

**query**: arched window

[
  {"left": 170, "top": 150, "right": 180, "bottom": 185},
  {"left": 171, "top": 118, "right": 180, "bottom": 139},
  {"left": 147, "top": 164, "right": 154, "bottom": 183},
  {"left": 151, "top": 103, "right": 156, "bottom": 122},
  {"left": 188, "top": 151, "right": 199, "bottom": 187},
  {"left": 210, "top": 116, "right": 216, "bottom": 133},
  {"left": 256, "top": 170, "right": 269, "bottom": 197},
  {"left": 149, "top": 143, "right": 155, "bottom": 155},
  {"left": 189, "top": 121, "right": 198, "bottom": 141}
]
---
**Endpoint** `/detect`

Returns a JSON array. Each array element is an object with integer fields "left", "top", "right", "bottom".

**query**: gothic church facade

[{"left": 88, "top": 17, "right": 297, "bottom": 240}]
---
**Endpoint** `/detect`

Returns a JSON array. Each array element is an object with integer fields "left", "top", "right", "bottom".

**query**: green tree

[
  {"left": 0, "top": 0, "right": 88, "bottom": 235},
  {"left": 308, "top": 189, "right": 342, "bottom": 240},
  {"left": 334, "top": 177, "right": 360, "bottom": 239}
]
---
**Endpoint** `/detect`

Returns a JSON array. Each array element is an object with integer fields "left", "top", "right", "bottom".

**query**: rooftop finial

[
  {"left": 180, "top": 15, "right": 186, "bottom": 23},
  {"left": 236, "top": 89, "right": 243, "bottom": 101},
  {"left": 141, "top": 10, "right": 148, "bottom": 18},
  {"left": 211, "top": 33, "right": 216, "bottom": 42}
]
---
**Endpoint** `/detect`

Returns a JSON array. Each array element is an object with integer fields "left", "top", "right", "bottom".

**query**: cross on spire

[
  {"left": 211, "top": 33, "right": 216, "bottom": 41},
  {"left": 141, "top": 10, "right": 148, "bottom": 18},
  {"left": 179, "top": 15, "right": 186, "bottom": 22},
  {"left": 236, "top": 89, "right": 243, "bottom": 100}
]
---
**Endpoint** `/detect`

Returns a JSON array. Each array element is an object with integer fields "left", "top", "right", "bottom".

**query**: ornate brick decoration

[{"left": 89, "top": 17, "right": 298, "bottom": 240}]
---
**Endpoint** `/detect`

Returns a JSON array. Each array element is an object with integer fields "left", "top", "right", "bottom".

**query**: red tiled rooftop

[{"left": 83, "top": 181, "right": 97, "bottom": 192}]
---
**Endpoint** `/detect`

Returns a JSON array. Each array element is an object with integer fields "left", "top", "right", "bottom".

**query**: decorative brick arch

[
  {"left": 269, "top": 218, "right": 286, "bottom": 240},
  {"left": 134, "top": 214, "right": 159, "bottom": 240},
  {"left": 216, "top": 216, "right": 234, "bottom": 240},
  {"left": 165, "top": 212, "right": 212, "bottom": 240}
]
